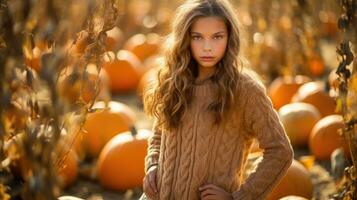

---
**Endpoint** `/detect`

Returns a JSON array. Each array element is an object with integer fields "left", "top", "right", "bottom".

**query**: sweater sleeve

[
  {"left": 144, "top": 119, "right": 162, "bottom": 174},
  {"left": 232, "top": 81, "right": 294, "bottom": 200}
]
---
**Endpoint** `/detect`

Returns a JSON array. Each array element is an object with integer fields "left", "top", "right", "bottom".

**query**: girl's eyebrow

[
  {"left": 190, "top": 31, "right": 226, "bottom": 35},
  {"left": 191, "top": 31, "right": 225, "bottom": 35},
  {"left": 213, "top": 31, "right": 226, "bottom": 35}
]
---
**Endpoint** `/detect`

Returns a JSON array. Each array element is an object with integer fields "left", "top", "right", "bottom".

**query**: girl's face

[{"left": 190, "top": 16, "right": 228, "bottom": 70}]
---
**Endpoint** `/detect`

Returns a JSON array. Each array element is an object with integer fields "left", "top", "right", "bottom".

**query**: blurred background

[{"left": 0, "top": 0, "right": 356, "bottom": 199}]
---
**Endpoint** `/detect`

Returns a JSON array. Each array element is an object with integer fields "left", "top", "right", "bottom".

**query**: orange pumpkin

[
  {"left": 123, "top": 33, "right": 161, "bottom": 62},
  {"left": 97, "top": 128, "right": 151, "bottom": 190},
  {"left": 308, "top": 54, "right": 325, "bottom": 77},
  {"left": 71, "top": 28, "right": 124, "bottom": 55},
  {"left": 142, "top": 55, "right": 162, "bottom": 74},
  {"left": 103, "top": 50, "right": 143, "bottom": 93},
  {"left": 53, "top": 130, "right": 79, "bottom": 188},
  {"left": 81, "top": 101, "right": 136, "bottom": 157},
  {"left": 55, "top": 144, "right": 79, "bottom": 187},
  {"left": 106, "top": 26, "right": 124, "bottom": 51},
  {"left": 58, "top": 196, "right": 84, "bottom": 200},
  {"left": 137, "top": 67, "right": 159, "bottom": 101},
  {"left": 292, "top": 81, "right": 336, "bottom": 117},
  {"left": 62, "top": 113, "right": 88, "bottom": 161},
  {"left": 279, "top": 195, "right": 309, "bottom": 200},
  {"left": 320, "top": 12, "right": 338, "bottom": 38},
  {"left": 58, "top": 64, "right": 109, "bottom": 104},
  {"left": 309, "top": 115, "right": 345, "bottom": 160},
  {"left": 267, "top": 160, "right": 313, "bottom": 200},
  {"left": 268, "top": 75, "right": 311, "bottom": 110},
  {"left": 279, "top": 103, "right": 321, "bottom": 146}
]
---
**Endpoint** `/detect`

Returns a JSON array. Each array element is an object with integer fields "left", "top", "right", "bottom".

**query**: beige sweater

[{"left": 144, "top": 73, "right": 294, "bottom": 200}]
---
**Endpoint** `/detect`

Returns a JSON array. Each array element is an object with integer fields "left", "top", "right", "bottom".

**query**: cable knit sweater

[{"left": 144, "top": 72, "right": 294, "bottom": 200}]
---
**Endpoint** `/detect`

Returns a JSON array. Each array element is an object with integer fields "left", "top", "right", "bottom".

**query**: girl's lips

[{"left": 200, "top": 56, "right": 215, "bottom": 61}]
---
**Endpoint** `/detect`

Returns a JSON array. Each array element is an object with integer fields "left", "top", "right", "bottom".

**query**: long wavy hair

[{"left": 144, "top": 0, "right": 248, "bottom": 132}]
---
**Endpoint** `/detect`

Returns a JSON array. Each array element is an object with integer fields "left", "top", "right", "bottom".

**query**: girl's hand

[
  {"left": 199, "top": 184, "right": 233, "bottom": 200},
  {"left": 143, "top": 165, "right": 159, "bottom": 199}
]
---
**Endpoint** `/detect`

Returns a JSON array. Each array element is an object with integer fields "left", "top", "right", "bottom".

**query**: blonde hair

[{"left": 144, "top": 0, "right": 252, "bottom": 131}]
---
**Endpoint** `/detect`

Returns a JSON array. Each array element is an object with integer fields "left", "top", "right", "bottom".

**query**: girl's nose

[{"left": 203, "top": 41, "right": 212, "bottom": 52}]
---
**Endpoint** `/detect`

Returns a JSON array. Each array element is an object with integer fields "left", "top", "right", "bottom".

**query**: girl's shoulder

[
  {"left": 236, "top": 70, "right": 273, "bottom": 117},
  {"left": 237, "top": 69, "right": 267, "bottom": 97}
]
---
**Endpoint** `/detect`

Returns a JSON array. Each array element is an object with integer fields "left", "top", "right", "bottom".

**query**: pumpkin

[
  {"left": 81, "top": 101, "right": 136, "bottom": 157},
  {"left": 97, "top": 128, "right": 151, "bottom": 190},
  {"left": 52, "top": 130, "right": 80, "bottom": 187},
  {"left": 61, "top": 113, "right": 89, "bottom": 161},
  {"left": 267, "top": 160, "right": 313, "bottom": 200},
  {"left": 309, "top": 115, "right": 345, "bottom": 160},
  {"left": 279, "top": 195, "right": 309, "bottom": 200},
  {"left": 320, "top": 12, "right": 338, "bottom": 38},
  {"left": 142, "top": 55, "right": 162, "bottom": 74},
  {"left": 292, "top": 81, "right": 336, "bottom": 117},
  {"left": 103, "top": 50, "right": 143, "bottom": 93},
  {"left": 137, "top": 67, "right": 159, "bottom": 101},
  {"left": 307, "top": 54, "right": 325, "bottom": 77},
  {"left": 57, "top": 63, "right": 110, "bottom": 104},
  {"left": 105, "top": 26, "right": 124, "bottom": 51},
  {"left": 123, "top": 33, "right": 161, "bottom": 62},
  {"left": 58, "top": 196, "right": 84, "bottom": 200},
  {"left": 268, "top": 75, "right": 311, "bottom": 110},
  {"left": 71, "top": 28, "right": 124, "bottom": 54},
  {"left": 279, "top": 103, "right": 321, "bottom": 146},
  {"left": 55, "top": 144, "right": 79, "bottom": 187}
]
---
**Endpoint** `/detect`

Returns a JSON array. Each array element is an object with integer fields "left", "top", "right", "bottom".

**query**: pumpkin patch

[
  {"left": 309, "top": 115, "right": 345, "bottom": 160},
  {"left": 268, "top": 75, "right": 311, "bottom": 110},
  {"left": 97, "top": 128, "right": 151, "bottom": 190},
  {"left": 279, "top": 103, "right": 321, "bottom": 146},
  {"left": 1, "top": 0, "right": 354, "bottom": 199},
  {"left": 267, "top": 160, "right": 313, "bottom": 200},
  {"left": 291, "top": 81, "right": 336, "bottom": 117},
  {"left": 57, "top": 64, "right": 109, "bottom": 104},
  {"left": 103, "top": 50, "right": 143, "bottom": 93},
  {"left": 123, "top": 33, "right": 161, "bottom": 62},
  {"left": 81, "top": 101, "right": 136, "bottom": 157}
]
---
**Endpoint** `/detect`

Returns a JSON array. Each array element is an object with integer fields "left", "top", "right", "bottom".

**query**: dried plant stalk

[{"left": 0, "top": 0, "right": 118, "bottom": 199}]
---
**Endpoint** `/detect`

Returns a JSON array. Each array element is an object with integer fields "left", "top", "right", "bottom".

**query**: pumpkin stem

[{"left": 130, "top": 126, "right": 137, "bottom": 136}]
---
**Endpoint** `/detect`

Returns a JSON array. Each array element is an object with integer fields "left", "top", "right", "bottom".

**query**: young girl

[{"left": 142, "top": 0, "right": 293, "bottom": 199}]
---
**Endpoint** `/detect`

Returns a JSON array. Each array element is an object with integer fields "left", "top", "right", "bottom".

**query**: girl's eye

[
  {"left": 213, "top": 35, "right": 224, "bottom": 39},
  {"left": 191, "top": 35, "right": 202, "bottom": 40}
]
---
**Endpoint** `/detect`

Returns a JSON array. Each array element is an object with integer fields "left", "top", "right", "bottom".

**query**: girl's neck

[{"left": 196, "top": 65, "right": 216, "bottom": 83}]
